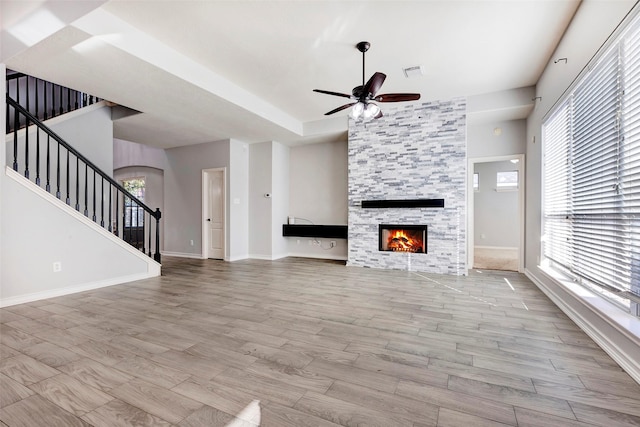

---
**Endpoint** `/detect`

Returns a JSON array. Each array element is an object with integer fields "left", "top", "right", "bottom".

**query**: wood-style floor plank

[{"left": 0, "top": 256, "right": 638, "bottom": 426}]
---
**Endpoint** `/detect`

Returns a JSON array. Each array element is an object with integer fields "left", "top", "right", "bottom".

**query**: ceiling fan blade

[
  {"left": 363, "top": 72, "right": 386, "bottom": 97},
  {"left": 325, "top": 102, "right": 356, "bottom": 115},
  {"left": 374, "top": 93, "right": 421, "bottom": 102},
  {"left": 313, "top": 89, "right": 353, "bottom": 99}
]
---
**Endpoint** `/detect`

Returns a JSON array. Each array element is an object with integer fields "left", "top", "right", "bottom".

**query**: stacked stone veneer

[{"left": 347, "top": 98, "right": 466, "bottom": 275}]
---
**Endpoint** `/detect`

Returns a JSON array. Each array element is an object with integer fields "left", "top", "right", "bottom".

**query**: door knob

[{"left": 206, "top": 219, "right": 211, "bottom": 221}]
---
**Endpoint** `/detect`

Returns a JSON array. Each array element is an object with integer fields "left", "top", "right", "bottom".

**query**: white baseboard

[
  {"left": 161, "top": 251, "right": 204, "bottom": 259},
  {"left": 475, "top": 245, "right": 518, "bottom": 251},
  {"left": 287, "top": 252, "right": 348, "bottom": 261},
  {"left": 525, "top": 268, "right": 640, "bottom": 385},
  {"left": 0, "top": 271, "right": 158, "bottom": 308},
  {"left": 226, "top": 255, "right": 249, "bottom": 262}
]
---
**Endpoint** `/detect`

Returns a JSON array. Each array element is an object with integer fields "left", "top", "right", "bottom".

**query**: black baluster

[
  {"left": 100, "top": 177, "right": 105, "bottom": 227},
  {"left": 24, "top": 117, "right": 29, "bottom": 179},
  {"left": 46, "top": 135, "right": 51, "bottom": 192},
  {"left": 122, "top": 195, "right": 127, "bottom": 242},
  {"left": 92, "top": 170, "right": 97, "bottom": 222},
  {"left": 135, "top": 204, "right": 139, "bottom": 250},
  {"left": 115, "top": 191, "right": 119, "bottom": 236},
  {"left": 148, "top": 213, "right": 152, "bottom": 257},
  {"left": 74, "top": 90, "right": 79, "bottom": 110},
  {"left": 56, "top": 142, "right": 61, "bottom": 199},
  {"left": 75, "top": 157, "right": 80, "bottom": 211},
  {"left": 59, "top": 86, "right": 63, "bottom": 116},
  {"left": 12, "top": 107, "right": 18, "bottom": 171},
  {"left": 89, "top": 95, "right": 94, "bottom": 105},
  {"left": 65, "top": 150, "right": 70, "bottom": 205},
  {"left": 35, "top": 78, "right": 39, "bottom": 123},
  {"left": 84, "top": 164, "right": 88, "bottom": 216},
  {"left": 66, "top": 87, "right": 71, "bottom": 113},
  {"left": 108, "top": 186, "right": 112, "bottom": 232},
  {"left": 35, "top": 127, "right": 40, "bottom": 186},
  {"left": 154, "top": 208, "right": 161, "bottom": 262},
  {"left": 6, "top": 81, "right": 9, "bottom": 133},
  {"left": 83, "top": 93, "right": 87, "bottom": 108},
  {"left": 51, "top": 82, "right": 55, "bottom": 118},
  {"left": 142, "top": 208, "right": 146, "bottom": 254},
  {"left": 44, "top": 81, "right": 49, "bottom": 120},
  {"left": 26, "top": 77, "right": 29, "bottom": 116}
]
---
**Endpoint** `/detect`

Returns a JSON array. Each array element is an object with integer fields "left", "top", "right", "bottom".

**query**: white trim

[
  {"left": 0, "top": 272, "right": 156, "bottom": 308},
  {"left": 162, "top": 251, "right": 205, "bottom": 259},
  {"left": 525, "top": 268, "right": 640, "bottom": 385},
  {"left": 202, "top": 168, "right": 226, "bottom": 260},
  {"left": 467, "top": 154, "right": 525, "bottom": 274}
]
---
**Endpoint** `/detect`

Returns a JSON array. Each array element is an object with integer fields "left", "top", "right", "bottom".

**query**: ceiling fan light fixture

[
  {"left": 363, "top": 102, "right": 380, "bottom": 120},
  {"left": 351, "top": 102, "right": 365, "bottom": 119}
]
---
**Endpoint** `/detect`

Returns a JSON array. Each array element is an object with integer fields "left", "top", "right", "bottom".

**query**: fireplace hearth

[{"left": 379, "top": 224, "right": 427, "bottom": 253}]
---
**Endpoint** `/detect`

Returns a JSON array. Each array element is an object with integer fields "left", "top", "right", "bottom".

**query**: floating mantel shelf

[
  {"left": 361, "top": 199, "right": 445, "bottom": 209},
  {"left": 282, "top": 224, "right": 348, "bottom": 239}
]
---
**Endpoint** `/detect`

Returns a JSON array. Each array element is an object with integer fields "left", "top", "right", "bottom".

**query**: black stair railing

[
  {"left": 6, "top": 71, "right": 102, "bottom": 133},
  {"left": 6, "top": 95, "right": 161, "bottom": 263}
]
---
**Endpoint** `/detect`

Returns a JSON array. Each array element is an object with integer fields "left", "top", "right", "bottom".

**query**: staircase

[{"left": 5, "top": 72, "right": 162, "bottom": 263}]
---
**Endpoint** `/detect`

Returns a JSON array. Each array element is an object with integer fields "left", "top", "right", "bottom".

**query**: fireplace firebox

[{"left": 379, "top": 224, "right": 428, "bottom": 253}]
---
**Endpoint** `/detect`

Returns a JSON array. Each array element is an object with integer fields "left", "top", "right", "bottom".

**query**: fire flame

[{"left": 387, "top": 230, "right": 423, "bottom": 253}]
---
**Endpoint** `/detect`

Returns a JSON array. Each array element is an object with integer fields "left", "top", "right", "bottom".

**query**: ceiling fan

[{"left": 313, "top": 41, "right": 421, "bottom": 120}]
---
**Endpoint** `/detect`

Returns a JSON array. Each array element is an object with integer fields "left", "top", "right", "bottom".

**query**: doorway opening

[{"left": 468, "top": 155, "right": 524, "bottom": 272}]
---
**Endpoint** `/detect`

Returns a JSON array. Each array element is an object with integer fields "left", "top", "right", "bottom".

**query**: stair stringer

[{"left": 0, "top": 167, "right": 161, "bottom": 307}]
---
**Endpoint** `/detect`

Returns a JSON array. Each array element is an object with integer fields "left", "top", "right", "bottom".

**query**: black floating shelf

[
  {"left": 283, "top": 224, "right": 348, "bottom": 239},
  {"left": 361, "top": 199, "right": 445, "bottom": 209}
]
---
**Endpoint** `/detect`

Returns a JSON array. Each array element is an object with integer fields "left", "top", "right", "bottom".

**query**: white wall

[
  {"left": 249, "top": 142, "right": 272, "bottom": 258},
  {"left": 272, "top": 141, "right": 289, "bottom": 259},
  {"left": 1, "top": 64, "right": 6, "bottom": 288},
  {"left": 229, "top": 140, "right": 249, "bottom": 261},
  {"left": 467, "top": 119, "right": 526, "bottom": 158},
  {"left": 525, "top": 0, "right": 640, "bottom": 382},
  {"left": 474, "top": 160, "right": 519, "bottom": 248},
  {"left": 114, "top": 138, "right": 166, "bottom": 170},
  {"left": 1, "top": 171, "right": 157, "bottom": 306},
  {"left": 287, "top": 139, "right": 348, "bottom": 259},
  {"left": 164, "top": 140, "right": 230, "bottom": 256}
]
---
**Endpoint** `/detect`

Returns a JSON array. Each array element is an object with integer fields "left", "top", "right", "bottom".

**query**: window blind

[{"left": 543, "top": 13, "right": 640, "bottom": 314}]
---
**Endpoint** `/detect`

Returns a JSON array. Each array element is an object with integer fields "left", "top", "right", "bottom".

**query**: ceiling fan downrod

[{"left": 356, "top": 41, "right": 370, "bottom": 88}]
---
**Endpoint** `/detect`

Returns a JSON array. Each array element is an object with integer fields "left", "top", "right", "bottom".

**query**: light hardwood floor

[{"left": 1, "top": 257, "right": 640, "bottom": 426}]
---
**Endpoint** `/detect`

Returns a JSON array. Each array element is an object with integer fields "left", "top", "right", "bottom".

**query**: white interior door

[{"left": 204, "top": 169, "right": 225, "bottom": 259}]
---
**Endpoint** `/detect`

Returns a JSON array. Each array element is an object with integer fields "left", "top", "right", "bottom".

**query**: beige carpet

[{"left": 474, "top": 247, "right": 518, "bottom": 271}]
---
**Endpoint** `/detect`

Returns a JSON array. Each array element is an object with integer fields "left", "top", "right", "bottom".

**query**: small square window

[
  {"left": 497, "top": 170, "right": 518, "bottom": 190},
  {"left": 473, "top": 173, "right": 479, "bottom": 191}
]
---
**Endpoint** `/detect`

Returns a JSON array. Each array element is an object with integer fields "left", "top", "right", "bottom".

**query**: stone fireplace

[{"left": 347, "top": 98, "right": 466, "bottom": 275}]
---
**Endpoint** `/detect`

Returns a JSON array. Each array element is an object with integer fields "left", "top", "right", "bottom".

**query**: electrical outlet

[
  {"left": 190, "top": 239, "right": 194, "bottom": 246},
  {"left": 52, "top": 262, "right": 62, "bottom": 272}
]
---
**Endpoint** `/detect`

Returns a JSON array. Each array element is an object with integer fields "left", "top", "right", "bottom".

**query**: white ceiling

[{"left": 2, "top": 0, "right": 581, "bottom": 148}]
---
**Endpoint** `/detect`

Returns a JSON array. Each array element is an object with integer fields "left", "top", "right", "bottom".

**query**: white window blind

[{"left": 543, "top": 14, "right": 640, "bottom": 314}]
